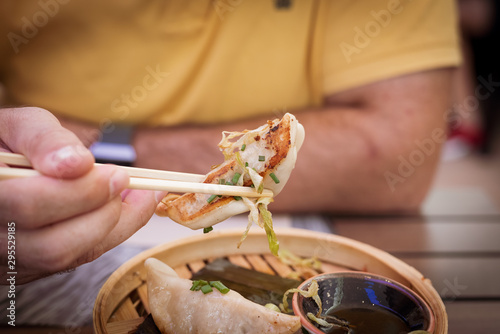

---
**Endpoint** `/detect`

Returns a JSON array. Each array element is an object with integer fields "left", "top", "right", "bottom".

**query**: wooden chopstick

[
  {"left": 0, "top": 152, "right": 204, "bottom": 182},
  {"left": 0, "top": 153, "right": 273, "bottom": 198},
  {"left": 0, "top": 152, "right": 32, "bottom": 167},
  {"left": 0, "top": 166, "right": 273, "bottom": 197}
]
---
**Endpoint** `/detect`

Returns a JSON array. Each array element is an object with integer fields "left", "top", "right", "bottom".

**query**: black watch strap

[{"left": 90, "top": 125, "right": 136, "bottom": 166}]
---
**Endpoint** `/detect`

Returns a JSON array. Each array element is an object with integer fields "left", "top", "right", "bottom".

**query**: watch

[{"left": 90, "top": 125, "right": 137, "bottom": 166}]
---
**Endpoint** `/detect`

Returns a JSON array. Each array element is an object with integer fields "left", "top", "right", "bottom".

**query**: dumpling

[
  {"left": 155, "top": 113, "right": 305, "bottom": 230},
  {"left": 145, "top": 258, "right": 302, "bottom": 334}
]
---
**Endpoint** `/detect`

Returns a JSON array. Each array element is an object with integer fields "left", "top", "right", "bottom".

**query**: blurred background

[
  {"left": 0, "top": 1, "right": 499, "bottom": 333},
  {"left": 435, "top": 0, "right": 500, "bottom": 208}
]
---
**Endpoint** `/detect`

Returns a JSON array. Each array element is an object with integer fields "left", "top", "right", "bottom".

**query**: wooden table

[{"left": 328, "top": 189, "right": 500, "bottom": 333}]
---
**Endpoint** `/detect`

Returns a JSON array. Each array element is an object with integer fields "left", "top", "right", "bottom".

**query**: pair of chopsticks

[{"left": 0, "top": 152, "right": 273, "bottom": 198}]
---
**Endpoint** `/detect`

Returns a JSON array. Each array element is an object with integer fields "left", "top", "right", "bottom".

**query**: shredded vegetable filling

[
  {"left": 217, "top": 127, "right": 281, "bottom": 256},
  {"left": 155, "top": 113, "right": 304, "bottom": 260},
  {"left": 280, "top": 280, "right": 352, "bottom": 332}
]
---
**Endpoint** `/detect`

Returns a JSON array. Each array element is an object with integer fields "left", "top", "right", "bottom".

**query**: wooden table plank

[
  {"left": 422, "top": 187, "right": 500, "bottom": 216},
  {"left": 399, "top": 257, "right": 500, "bottom": 299},
  {"left": 333, "top": 213, "right": 500, "bottom": 332},
  {"left": 334, "top": 218, "right": 500, "bottom": 253},
  {"left": 445, "top": 301, "right": 500, "bottom": 334}
]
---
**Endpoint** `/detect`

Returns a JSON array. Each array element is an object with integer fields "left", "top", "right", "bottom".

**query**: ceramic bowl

[{"left": 292, "top": 272, "right": 435, "bottom": 334}]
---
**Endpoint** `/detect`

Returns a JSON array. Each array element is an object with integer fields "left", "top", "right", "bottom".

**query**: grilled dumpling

[
  {"left": 155, "top": 113, "right": 305, "bottom": 230},
  {"left": 145, "top": 258, "right": 301, "bottom": 334}
]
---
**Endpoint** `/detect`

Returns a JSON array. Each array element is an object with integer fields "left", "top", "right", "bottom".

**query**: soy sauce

[{"left": 322, "top": 306, "right": 411, "bottom": 334}]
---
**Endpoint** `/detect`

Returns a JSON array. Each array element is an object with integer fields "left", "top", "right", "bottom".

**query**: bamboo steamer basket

[{"left": 93, "top": 228, "right": 447, "bottom": 334}]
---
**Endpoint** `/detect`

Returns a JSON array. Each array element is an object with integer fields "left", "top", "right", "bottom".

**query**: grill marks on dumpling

[{"left": 155, "top": 113, "right": 302, "bottom": 230}]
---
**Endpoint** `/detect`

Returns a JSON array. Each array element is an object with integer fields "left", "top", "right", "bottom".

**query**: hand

[{"left": 0, "top": 107, "right": 164, "bottom": 284}]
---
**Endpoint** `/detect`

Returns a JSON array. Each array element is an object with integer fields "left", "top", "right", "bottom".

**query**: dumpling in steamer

[
  {"left": 155, "top": 113, "right": 305, "bottom": 230},
  {"left": 145, "top": 258, "right": 301, "bottom": 334}
]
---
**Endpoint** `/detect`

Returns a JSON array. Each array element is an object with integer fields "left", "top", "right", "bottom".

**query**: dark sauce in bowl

[
  {"left": 293, "top": 272, "right": 434, "bottom": 334},
  {"left": 322, "top": 306, "right": 411, "bottom": 334}
]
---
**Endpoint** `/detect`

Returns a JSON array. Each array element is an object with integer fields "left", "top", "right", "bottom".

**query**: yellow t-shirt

[{"left": 0, "top": 0, "right": 460, "bottom": 126}]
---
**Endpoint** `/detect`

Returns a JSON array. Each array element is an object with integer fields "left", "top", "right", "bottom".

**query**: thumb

[{"left": 0, "top": 107, "right": 95, "bottom": 179}]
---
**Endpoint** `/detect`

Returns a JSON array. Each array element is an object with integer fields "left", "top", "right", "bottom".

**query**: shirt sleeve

[{"left": 322, "top": 0, "right": 462, "bottom": 95}]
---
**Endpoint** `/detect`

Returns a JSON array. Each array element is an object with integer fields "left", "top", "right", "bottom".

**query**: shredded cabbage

[
  {"left": 280, "top": 279, "right": 321, "bottom": 314},
  {"left": 307, "top": 313, "right": 334, "bottom": 329},
  {"left": 218, "top": 131, "right": 246, "bottom": 160},
  {"left": 217, "top": 124, "right": 280, "bottom": 256},
  {"left": 278, "top": 249, "right": 322, "bottom": 271},
  {"left": 237, "top": 197, "right": 259, "bottom": 249},
  {"left": 218, "top": 128, "right": 263, "bottom": 160},
  {"left": 234, "top": 151, "right": 246, "bottom": 171},
  {"left": 276, "top": 249, "right": 322, "bottom": 280},
  {"left": 264, "top": 303, "right": 281, "bottom": 313},
  {"left": 281, "top": 279, "right": 352, "bottom": 331},
  {"left": 246, "top": 167, "right": 264, "bottom": 193},
  {"left": 237, "top": 196, "right": 277, "bottom": 256},
  {"left": 259, "top": 203, "right": 279, "bottom": 256}
]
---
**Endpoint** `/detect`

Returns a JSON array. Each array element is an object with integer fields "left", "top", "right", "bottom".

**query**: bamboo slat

[
  {"left": 245, "top": 254, "right": 276, "bottom": 275},
  {"left": 228, "top": 254, "right": 253, "bottom": 269},
  {"left": 106, "top": 317, "right": 144, "bottom": 334},
  {"left": 107, "top": 298, "right": 139, "bottom": 323}
]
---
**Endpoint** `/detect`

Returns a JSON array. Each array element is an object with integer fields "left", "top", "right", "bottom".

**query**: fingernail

[
  {"left": 47, "top": 145, "right": 80, "bottom": 168},
  {"left": 109, "top": 168, "right": 129, "bottom": 198},
  {"left": 46, "top": 145, "right": 94, "bottom": 176}
]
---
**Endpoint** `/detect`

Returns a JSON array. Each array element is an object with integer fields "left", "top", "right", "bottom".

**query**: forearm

[
  {"left": 132, "top": 110, "right": 445, "bottom": 214},
  {"left": 133, "top": 69, "right": 452, "bottom": 214},
  {"left": 58, "top": 108, "right": 444, "bottom": 214},
  {"left": 270, "top": 107, "right": 446, "bottom": 214}
]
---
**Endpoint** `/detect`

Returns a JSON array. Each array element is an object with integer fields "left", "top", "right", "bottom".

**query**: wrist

[
  {"left": 133, "top": 125, "right": 221, "bottom": 172},
  {"left": 90, "top": 125, "right": 136, "bottom": 166}
]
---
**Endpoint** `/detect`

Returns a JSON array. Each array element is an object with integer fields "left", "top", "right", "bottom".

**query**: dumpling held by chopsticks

[{"left": 155, "top": 113, "right": 304, "bottom": 232}]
